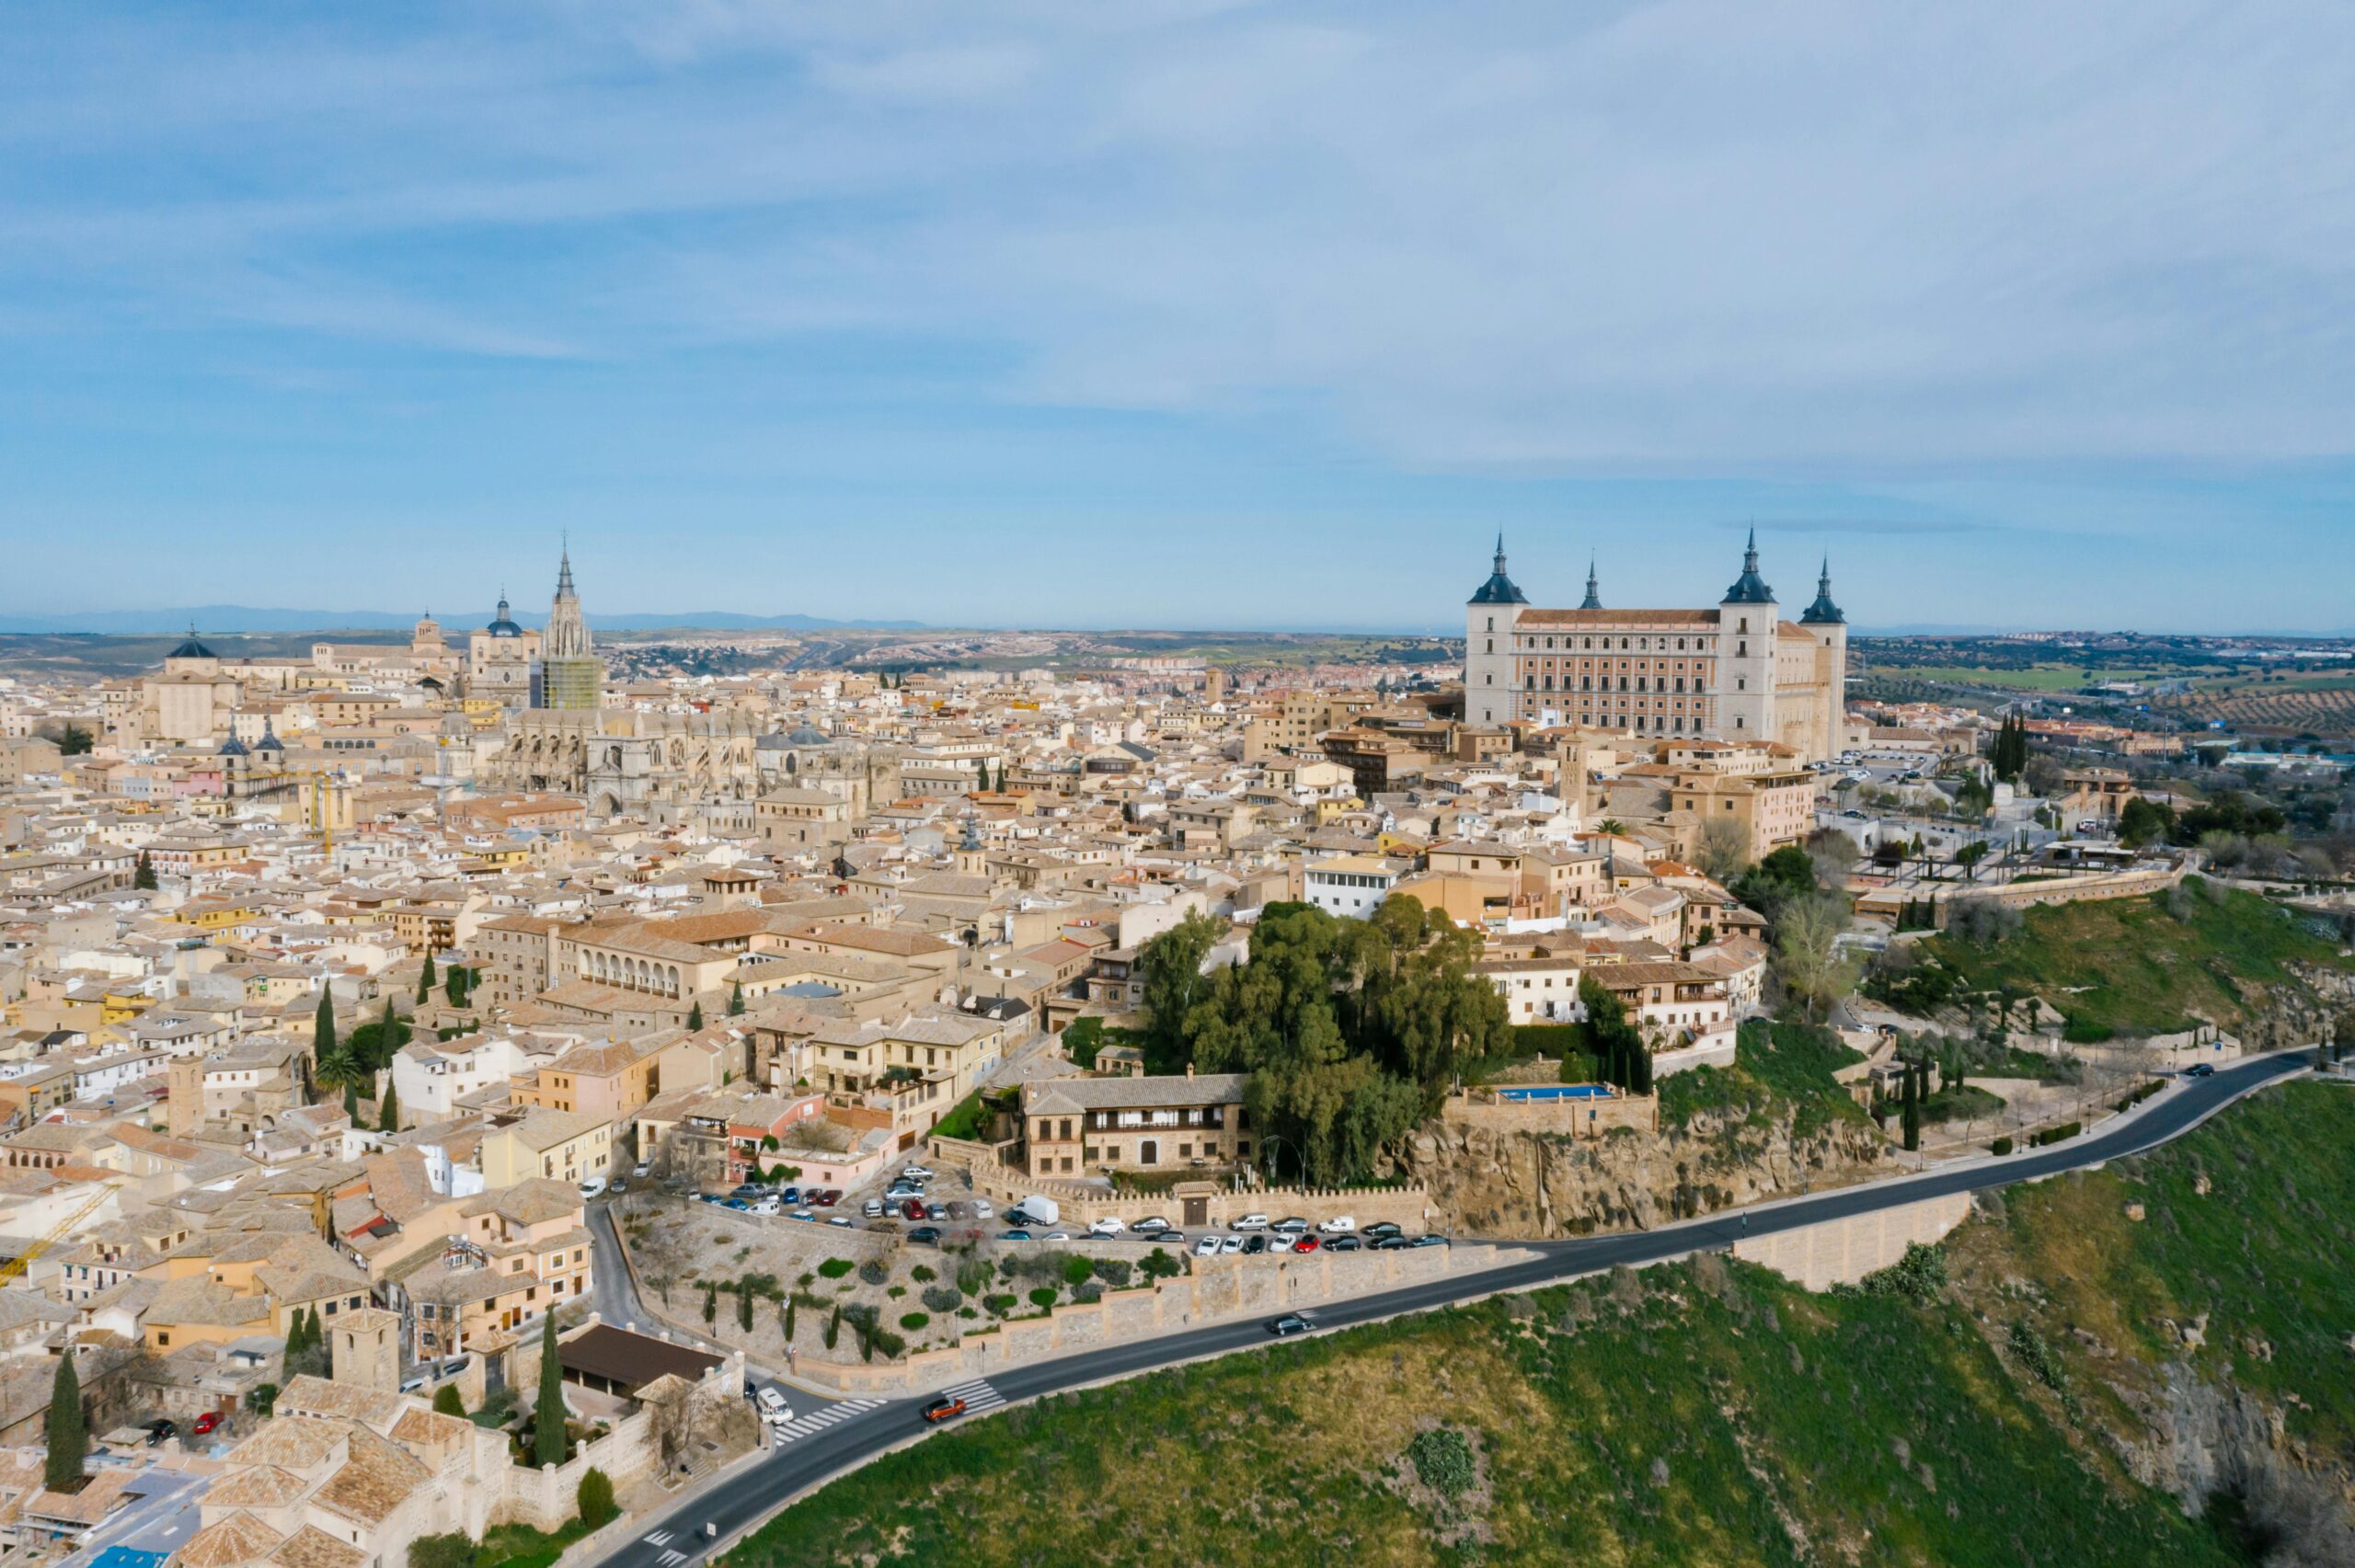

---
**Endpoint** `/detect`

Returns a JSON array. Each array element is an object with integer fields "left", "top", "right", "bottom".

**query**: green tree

[
  {"left": 444, "top": 966, "right": 470, "bottom": 1007},
  {"left": 1901, "top": 1060, "right": 1922, "bottom": 1151},
  {"left": 578, "top": 1467, "right": 618, "bottom": 1528},
  {"left": 417, "top": 953, "right": 437, "bottom": 1003},
  {"left": 534, "top": 1310, "right": 567, "bottom": 1467},
  {"left": 378, "top": 1081, "right": 400, "bottom": 1134},
  {"left": 132, "top": 851, "right": 157, "bottom": 890},
  {"left": 703, "top": 1283, "right": 718, "bottom": 1327},
  {"left": 314, "top": 990, "right": 343, "bottom": 1089},
  {"left": 431, "top": 1383, "right": 465, "bottom": 1418},
  {"left": 1136, "top": 912, "right": 1223, "bottom": 1071},
  {"left": 245, "top": 1382, "right": 278, "bottom": 1418},
  {"left": 2119, "top": 795, "right": 2175, "bottom": 849},
  {"left": 737, "top": 1284, "right": 753, "bottom": 1333},
  {"left": 687, "top": 1000, "right": 705, "bottom": 1031},
  {"left": 729, "top": 980, "right": 745, "bottom": 1017},
  {"left": 1732, "top": 845, "right": 1819, "bottom": 917},
  {"left": 44, "top": 1353, "right": 86, "bottom": 1492},
  {"left": 344, "top": 1080, "right": 360, "bottom": 1120},
  {"left": 50, "top": 722, "right": 94, "bottom": 756}
]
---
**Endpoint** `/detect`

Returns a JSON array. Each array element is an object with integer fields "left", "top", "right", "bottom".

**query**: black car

[
  {"left": 144, "top": 1418, "right": 177, "bottom": 1445},
  {"left": 2184, "top": 1062, "right": 2216, "bottom": 1079},
  {"left": 1243, "top": 1233, "right": 1266, "bottom": 1255},
  {"left": 1327, "top": 1234, "right": 1363, "bottom": 1253},
  {"left": 908, "top": 1226, "right": 941, "bottom": 1245},
  {"left": 1266, "top": 1314, "right": 1314, "bottom": 1337},
  {"left": 1363, "top": 1221, "right": 1404, "bottom": 1241},
  {"left": 1409, "top": 1234, "right": 1449, "bottom": 1248},
  {"left": 1373, "top": 1234, "right": 1413, "bottom": 1250}
]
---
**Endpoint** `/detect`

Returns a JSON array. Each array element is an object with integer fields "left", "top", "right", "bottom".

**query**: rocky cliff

[{"left": 1397, "top": 1104, "right": 1892, "bottom": 1237}]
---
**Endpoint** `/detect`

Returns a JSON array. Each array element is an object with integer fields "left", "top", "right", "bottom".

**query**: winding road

[{"left": 592, "top": 1048, "right": 2313, "bottom": 1568}]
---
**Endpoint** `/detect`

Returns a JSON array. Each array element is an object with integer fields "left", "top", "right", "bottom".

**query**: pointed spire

[
  {"left": 1580, "top": 556, "right": 1602, "bottom": 612},
  {"left": 1802, "top": 553, "right": 1844, "bottom": 624},
  {"left": 1723, "top": 526, "right": 1775, "bottom": 604},
  {"left": 1470, "top": 532, "right": 1527, "bottom": 606}
]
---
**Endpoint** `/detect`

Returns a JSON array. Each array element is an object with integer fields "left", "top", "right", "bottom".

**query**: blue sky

[{"left": 4, "top": 1, "right": 2353, "bottom": 634}]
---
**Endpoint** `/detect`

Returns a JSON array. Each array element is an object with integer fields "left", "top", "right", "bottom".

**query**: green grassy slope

[
  {"left": 1924, "top": 882, "right": 2351, "bottom": 1035},
  {"left": 726, "top": 1085, "right": 2355, "bottom": 1566}
]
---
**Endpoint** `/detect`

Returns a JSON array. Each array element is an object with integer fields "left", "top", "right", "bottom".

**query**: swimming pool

[{"left": 1495, "top": 1084, "right": 1615, "bottom": 1103}]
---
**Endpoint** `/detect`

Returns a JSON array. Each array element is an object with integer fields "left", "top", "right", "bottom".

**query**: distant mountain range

[{"left": 0, "top": 607, "right": 926, "bottom": 635}]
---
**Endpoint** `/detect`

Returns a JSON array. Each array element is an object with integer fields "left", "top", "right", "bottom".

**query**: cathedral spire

[{"left": 1580, "top": 556, "right": 1602, "bottom": 611}]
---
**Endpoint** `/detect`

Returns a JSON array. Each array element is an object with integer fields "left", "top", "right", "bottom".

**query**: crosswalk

[
  {"left": 766, "top": 1396, "right": 886, "bottom": 1448},
  {"left": 641, "top": 1530, "right": 688, "bottom": 1565},
  {"left": 938, "top": 1378, "right": 1005, "bottom": 1416}
]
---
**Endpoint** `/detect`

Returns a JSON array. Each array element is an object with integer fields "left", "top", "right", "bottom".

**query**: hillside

[
  {"left": 1878, "top": 881, "right": 2354, "bottom": 1038},
  {"left": 726, "top": 1080, "right": 2355, "bottom": 1568}
]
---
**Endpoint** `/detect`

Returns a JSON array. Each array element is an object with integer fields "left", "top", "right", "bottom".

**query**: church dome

[
  {"left": 217, "top": 733, "right": 249, "bottom": 758},
  {"left": 171, "top": 634, "right": 215, "bottom": 660},
  {"left": 485, "top": 593, "right": 524, "bottom": 639}
]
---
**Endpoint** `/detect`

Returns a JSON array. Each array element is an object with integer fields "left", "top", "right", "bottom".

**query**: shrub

[
  {"left": 1406, "top": 1427, "right": 1476, "bottom": 1499},
  {"left": 886, "top": 1286, "right": 906, "bottom": 1299},
  {"left": 921, "top": 1286, "right": 962, "bottom": 1313},
  {"left": 409, "top": 1534, "right": 475, "bottom": 1568},
  {"left": 1091, "top": 1258, "right": 1133, "bottom": 1288},
  {"left": 1073, "top": 1282, "right": 1102, "bottom": 1304},
  {"left": 2007, "top": 1322, "right": 2070, "bottom": 1395},
  {"left": 1027, "top": 1287, "right": 1059, "bottom": 1310},
  {"left": 910, "top": 1265, "right": 936, "bottom": 1283},
  {"left": 982, "top": 1293, "right": 1017, "bottom": 1317},
  {"left": 1140, "top": 1247, "right": 1182, "bottom": 1281},
  {"left": 817, "top": 1258, "right": 855, "bottom": 1279},
  {"left": 432, "top": 1384, "right": 465, "bottom": 1418},
  {"left": 2062, "top": 1015, "right": 2113, "bottom": 1044},
  {"left": 577, "top": 1467, "right": 618, "bottom": 1528},
  {"left": 1060, "top": 1253, "right": 1094, "bottom": 1288},
  {"left": 2030, "top": 1121, "right": 2082, "bottom": 1148},
  {"left": 1990, "top": 1136, "right": 2014, "bottom": 1155},
  {"left": 857, "top": 1260, "right": 890, "bottom": 1288},
  {"left": 1837, "top": 1242, "right": 1946, "bottom": 1304},
  {"left": 956, "top": 1259, "right": 995, "bottom": 1296},
  {"left": 899, "top": 1312, "right": 929, "bottom": 1332}
]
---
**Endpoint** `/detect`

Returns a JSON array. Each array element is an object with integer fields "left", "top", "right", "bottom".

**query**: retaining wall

[{"left": 1730, "top": 1189, "right": 1971, "bottom": 1291}]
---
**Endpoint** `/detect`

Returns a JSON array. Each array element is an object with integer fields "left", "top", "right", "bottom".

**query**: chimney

[{"left": 1185, "top": 1062, "right": 1194, "bottom": 1079}]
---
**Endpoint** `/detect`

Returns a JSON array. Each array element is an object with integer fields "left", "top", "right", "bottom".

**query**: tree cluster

[
  {"left": 1989, "top": 715, "right": 2031, "bottom": 782},
  {"left": 1577, "top": 977, "right": 1653, "bottom": 1094},
  {"left": 1136, "top": 898, "right": 1509, "bottom": 1185}
]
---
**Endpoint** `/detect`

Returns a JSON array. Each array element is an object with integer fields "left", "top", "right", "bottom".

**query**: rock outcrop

[{"left": 1397, "top": 1105, "right": 1890, "bottom": 1238}]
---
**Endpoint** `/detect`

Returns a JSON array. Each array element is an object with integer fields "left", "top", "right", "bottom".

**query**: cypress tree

[
  {"left": 45, "top": 1353, "right": 86, "bottom": 1491},
  {"left": 687, "top": 1001, "right": 705, "bottom": 1031},
  {"left": 378, "top": 1081, "right": 400, "bottom": 1134},
  {"left": 1901, "top": 1062, "right": 1922, "bottom": 1151},
  {"left": 285, "top": 1310, "right": 306, "bottom": 1362},
  {"left": 728, "top": 980, "right": 744, "bottom": 1017},
  {"left": 417, "top": 953, "right": 437, "bottom": 1003},
  {"left": 132, "top": 852, "right": 157, "bottom": 891},
  {"left": 314, "top": 990, "right": 338, "bottom": 1090},
  {"left": 343, "top": 1080, "right": 359, "bottom": 1120},
  {"left": 534, "top": 1310, "right": 567, "bottom": 1467}
]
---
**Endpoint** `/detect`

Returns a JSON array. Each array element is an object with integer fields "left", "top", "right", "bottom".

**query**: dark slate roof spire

[
  {"left": 1801, "top": 555, "right": 1844, "bottom": 624},
  {"left": 1722, "top": 526, "right": 1775, "bottom": 605},
  {"left": 1468, "top": 532, "right": 1529, "bottom": 606},
  {"left": 1579, "top": 557, "right": 1602, "bottom": 611}
]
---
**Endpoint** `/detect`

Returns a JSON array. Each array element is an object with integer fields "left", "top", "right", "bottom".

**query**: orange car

[{"left": 922, "top": 1395, "right": 967, "bottom": 1425}]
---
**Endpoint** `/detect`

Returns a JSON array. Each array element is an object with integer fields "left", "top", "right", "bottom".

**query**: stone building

[{"left": 1464, "top": 533, "right": 1848, "bottom": 763}]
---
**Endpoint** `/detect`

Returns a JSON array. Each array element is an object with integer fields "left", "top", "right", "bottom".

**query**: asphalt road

[{"left": 593, "top": 1049, "right": 2311, "bottom": 1568}]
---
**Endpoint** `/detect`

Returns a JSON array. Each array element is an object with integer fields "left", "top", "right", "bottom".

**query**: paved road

[{"left": 592, "top": 1049, "right": 2312, "bottom": 1568}]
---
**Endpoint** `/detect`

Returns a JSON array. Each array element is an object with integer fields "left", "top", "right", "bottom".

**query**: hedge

[
  {"left": 1990, "top": 1136, "right": 2013, "bottom": 1155},
  {"left": 2029, "top": 1121, "right": 2082, "bottom": 1147}
]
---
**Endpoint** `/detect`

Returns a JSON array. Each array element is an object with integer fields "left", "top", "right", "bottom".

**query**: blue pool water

[{"left": 1496, "top": 1084, "right": 1615, "bottom": 1103}]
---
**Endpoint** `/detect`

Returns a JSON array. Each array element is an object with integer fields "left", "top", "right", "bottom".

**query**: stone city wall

[
  {"left": 945, "top": 1146, "right": 1437, "bottom": 1232},
  {"left": 1440, "top": 1089, "right": 1660, "bottom": 1138}
]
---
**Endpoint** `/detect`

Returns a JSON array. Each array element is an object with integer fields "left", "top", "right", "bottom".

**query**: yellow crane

[
  {"left": 247, "top": 769, "right": 348, "bottom": 854},
  {"left": 0, "top": 1183, "right": 117, "bottom": 1289}
]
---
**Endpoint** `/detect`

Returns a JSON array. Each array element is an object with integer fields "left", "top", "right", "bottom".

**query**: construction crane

[
  {"left": 0, "top": 1183, "right": 117, "bottom": 1289},
  {"left": 247, "top": 769, "right": 349, "bottom": 855}
]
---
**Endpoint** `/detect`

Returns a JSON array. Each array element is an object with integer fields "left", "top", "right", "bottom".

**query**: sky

[{"left": 3, "top": 0, "right": 2353, "bottom": 635}]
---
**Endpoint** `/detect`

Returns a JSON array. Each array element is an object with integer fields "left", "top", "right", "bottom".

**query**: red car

[
  {"left": 902, "top": 1200, "right": 925, "bottom": 1221},
  {"left": 922, "top": 1394, "right": 967, "bottom": 1425},
  {"left": 811, "top": 1190, "right": 839, "bottom": 1207},
  {"left": 192, "top": 1412, "right": 222, "bottom": 1436},
  {"left": 1292, "top": 1235, "right": 1321, "bottom": 1255}
]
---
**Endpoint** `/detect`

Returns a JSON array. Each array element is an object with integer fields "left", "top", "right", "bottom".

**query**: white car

[
  {"left": 1193, "top": 1234, "right": 1221, "bottom": 1257},
  {"left": 1316, "top": 1216, "right": 1357, "bottom": 1235},
  {"left": 577, "top": 1178, "right": 606, "bottom": 1199},
  {"left": 882, "top": 1185, "right": 925, "bottom": 1203},
  {"left": 1042, "top": 1230, "right": 1073, "bottom": 1242},
  {"left": 863, "top": 1198, "right": 885, "bottom": 1218},
  {"left": 970, "top": 1199, "right": 994, "bottom": 1219},
  {"left": 756, "top": 1387, "right": 790, "bottom": 1420},
  {"left": 750, "top": 1198, "right": 781, "bottom": 1216},
  {"left": 1086, "top": 1217, "right": 1126, "bottom": 1238},
  {"left": 900, "top": 1164, "right": 935, "bottom": 1182},
  {"left": 1232, "top": 1213, "right": 1269, "bottom": 1231},
  {"left": 1219, "top": 1234, "right": 1244, "bottom": 1254},
  {"left": 1269, "top": 1233, "right": 1296, "bottom": 1254},
  {"left": 632, "top": 1160, "right": 652, "bottom": 1178}
]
